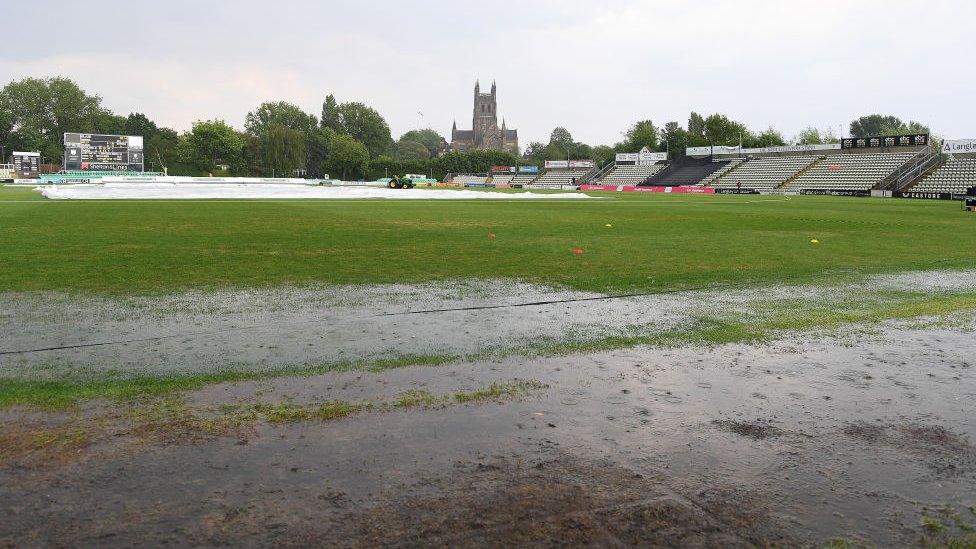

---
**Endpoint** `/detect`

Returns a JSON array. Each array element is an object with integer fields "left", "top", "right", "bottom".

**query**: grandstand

[
  {"left": 529, "top": 169, "right": 592, "bottom": 187},
  {"left": 784, "top": 152, "right": 916, "bottom": 191},
  {"left": 597, "top": 163, "right": 666, "bottom": 186},
  {"left": 642, "top": 158, "right": 730, "bottom": 186},
  {"left": 909, "top": 158, "right": 976, "bottom": 194},
  {"left": 698, "top": 159, "right": 745, "bottom": 186},
  {"left": 491, "top": 174, "right": 515, "bottom": 185},
  {"left": 510, "top": 174, "right": 538, "bottom": 186},
  {"left": 710, "top": 156, "right": 822, "bottom": 190},
  {"left": 452, "top": 174, "right": 489, "bottom": 186}
]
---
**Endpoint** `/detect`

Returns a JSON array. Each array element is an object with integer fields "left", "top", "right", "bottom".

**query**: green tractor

[{"left": 386, "top": 175, "right": 416, "bottom": 189}]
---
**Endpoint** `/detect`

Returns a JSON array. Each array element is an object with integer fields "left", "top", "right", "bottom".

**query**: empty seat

[
  {"left": 908, "top": 158, "right": 976, "bottom": 194},
  {"left": 784, "top": 152, "right": 916, "bottom": 191},
  {"left": 711, "top": 156, "right": 821, "bottom": 190},
  {"left": 596, "top": 163, "right": 666, "bottom": 186}
]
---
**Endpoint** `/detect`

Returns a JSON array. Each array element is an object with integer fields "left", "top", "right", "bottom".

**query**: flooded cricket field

[{"left": 2, "top": 276, "right": 975, "bottom": 546}]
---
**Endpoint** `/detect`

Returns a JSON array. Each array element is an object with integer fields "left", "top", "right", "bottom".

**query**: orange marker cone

[{"left": 573, "top": 247, "right": 584, "bottom": 257}]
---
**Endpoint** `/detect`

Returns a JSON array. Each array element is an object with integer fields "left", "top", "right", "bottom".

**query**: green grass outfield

[{"left": 2, "top": 185, "right": 974, "bottom": 295}]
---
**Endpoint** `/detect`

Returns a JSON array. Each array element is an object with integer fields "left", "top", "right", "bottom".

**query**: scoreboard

[
  {"left": 11, "top": 151, "right": 41, "bottom": 178},
  {"left": 64, "top": 133, "right": 144, "bottom": 171}
]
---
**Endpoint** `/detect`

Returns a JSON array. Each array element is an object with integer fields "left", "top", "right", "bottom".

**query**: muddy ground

[{"left": 2, "top": 315, "right": 976, "bottom": 546}]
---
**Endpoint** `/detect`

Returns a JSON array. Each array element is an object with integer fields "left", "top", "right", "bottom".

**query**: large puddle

[
  {"left": 3, "top": 271, "right": 976, "bottom": 382},
  {"left": 2, "top": 313, "right": 975, "bottom": 545}
]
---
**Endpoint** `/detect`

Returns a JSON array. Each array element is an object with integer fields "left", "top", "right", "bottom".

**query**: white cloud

[{"left": 2, "top": 0, "right": 972, "bottom": 144}]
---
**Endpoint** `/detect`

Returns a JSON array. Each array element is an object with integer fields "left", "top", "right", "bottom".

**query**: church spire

[{"left": 491, "top": 80, "right": 496, "bottom": 96}]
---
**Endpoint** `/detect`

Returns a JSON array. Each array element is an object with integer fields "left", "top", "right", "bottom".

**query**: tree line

[{"left": 0, "top": 77, "right": 931, "bottom": 178}]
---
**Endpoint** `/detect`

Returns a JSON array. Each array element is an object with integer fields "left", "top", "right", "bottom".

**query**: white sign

[
  {"left": 686, "top": 143, "right": 841, "bottom": 157},
  {"left": 943, "top": 139, "right": 976, "bottom": 155},
  {"left": 616, "top": 152, "right": 667, "bottom": 165},
  {"left": 639, "top": 151, "right": 668, "bottom": 163},
  {"left": 569, "top": 160, "right": 595, "bottom": 169},
  {"left": 545, "top": 160, "right": 569, "bottom": 169}
]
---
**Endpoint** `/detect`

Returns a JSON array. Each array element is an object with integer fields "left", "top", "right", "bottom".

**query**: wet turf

[{"left": 2, "top": 186, "right": 974, "bottom": 295}]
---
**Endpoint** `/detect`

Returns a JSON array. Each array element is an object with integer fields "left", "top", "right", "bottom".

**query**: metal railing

[
  {"left": 580, "top": 162, "right": 615, "bottom": 184},
  {"left": 879, "top": 149, "right": 943, "bottom": 192}
]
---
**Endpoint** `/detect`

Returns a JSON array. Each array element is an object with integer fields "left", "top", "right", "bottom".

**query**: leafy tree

[
  {"left": 93, "top": 110, "right": 126, "bottom": 135},
  {"left": 178, "top": 120, "right": 245, "bottom": 174},
  {"left": 145, "top": 127, "right": 180, "bottom": 173},
  {"left": 849, "top": 115, "right": 929, "bottom": 137},
  {"left": 702, "top": 113, "right": 752, "bottom": 146},
  {"left": 263, "top": 124, "right": 306, "bottom": 176},
  {"left": 749, "top": 127, "right": 786, "bottom": 148},
  {"left": 123, "top": 113, "right": 159, "bottom": 140},
  {"left": 325, "top": 100, "right": 392, "bottom": 157},
  {"left": 397, "top": 129, "right": 445, "bottom": 157},
  {"left": 688, "top": 112, "right": 705, "bottom": 137},
  {"left": 367, "top": 155, "right": 429, "bottom": 180},
  {"left": 429, "top": 149, "right": 519, "bottom": 180},
  {"left": 521, "top": 141, "right": 547, "bottom": 166},
  {"left": 0, "top": 77, "right": 107, "bottom": 161},
  {"left": 591, "top": 145, "right": 616, "bottom": 167},
  {"left": 323, "top": 134, "right": 369, "bottom": 180},
  {"left": 549, "top": 127, "right": 573, "bottom": 148},
  {"left": 662, "top": 122, "right": 691, "bottom": 159},
  {"left": 320, "top": 95, "right": 342, "bottom": 133},
  {"left": 244, "top": 101, "right": 317, "bottom": 136},
  {"left": 620, "top": 120, "right": 658, "bottom": 152},
  {"left": 795, "top": 127, "right": 823, "bottom": 145},
  {"left": 396, "top": 139, "right": 430, "bottom": 161},
  {"left": 306, "top": 127, "right": 334, "bottom": 178}
]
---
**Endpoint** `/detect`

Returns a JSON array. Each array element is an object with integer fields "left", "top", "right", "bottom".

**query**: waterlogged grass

[
  {"left": 0, "top": 354, "right": 465, "bottom": 410},
  {"left": 1, "top": 289, "right": 975, "bottom": 409},
  {"left": 390, "top": 380, "right": 547, "bottom": 409},
  {"left": 391, "top": 389, "right": 441, "bottom": 408},
  {"left": 453, "top": 380, "right": 547, "bottom": 403},
  {"left": 2, "top": 187, "right": 975, "bottom": 295},
  {"left": 253, "top": 400, "right": 368, "bottom": 424}
]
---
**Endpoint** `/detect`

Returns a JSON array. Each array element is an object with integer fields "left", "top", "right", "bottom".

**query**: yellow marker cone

[
  {"left": 605, "top": 224, "right": 613, "bottom": 228},
  {"left": 811, "top": 239, "right": 820, "bottom": 244}
]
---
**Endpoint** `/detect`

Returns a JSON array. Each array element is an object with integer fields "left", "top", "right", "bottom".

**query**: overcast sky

[{"left": 3, "top": 0, "right": 972, "bottom": 145}]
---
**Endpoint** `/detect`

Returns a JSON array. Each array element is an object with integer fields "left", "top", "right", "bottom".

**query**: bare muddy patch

[
  {"left": 712, "top": 419, "right": 785, "bottom": 440},
  {"left": 843, "top": 421, "right": 976, "bottom": 478}
]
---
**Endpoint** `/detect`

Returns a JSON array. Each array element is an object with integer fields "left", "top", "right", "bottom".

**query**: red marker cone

[{"left": 573, "top": 247, "right": 584, "bottom": 257}]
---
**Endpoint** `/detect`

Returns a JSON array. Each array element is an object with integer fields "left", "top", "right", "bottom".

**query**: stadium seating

[
  {"left": 491, "top": 174, "right": 515, "bottom": 185},
  {"left": 643, "top": 159, "right": 730, "bottom": 186},
  {"left": 597, "top": 164, "right": 666, "bottom": 186},
  {"left": 452, "top": 174, "right": 489, "bottom": 185},
  {"left": 909, "top": 158, "right": 976, "bottom": 194},
  {"left": 510, "top": 174, "right": 539, "bottom": 186},
  {"left": 711, "top": 156, "right": 821, "bottom": 190},
  {"left": 529, "top": 169, "right": 591, "bottom": 187},
  {"left": 698, "top": 159, "right": 745, "bottom": 186},
  {"left": 784, "top": 152, "right": 916, "bottom": 191}
]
